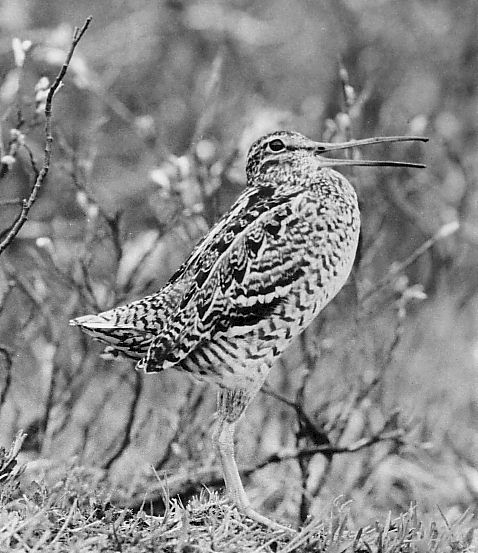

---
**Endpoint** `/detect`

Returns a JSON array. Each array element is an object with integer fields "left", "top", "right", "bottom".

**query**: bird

[{"left": 70, "top": 130, "right": 427, "bottom": 531}]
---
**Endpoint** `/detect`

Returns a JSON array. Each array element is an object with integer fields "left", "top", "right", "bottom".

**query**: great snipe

[{"left": 71, "top": 131, "right": 427, "bottom": 531}]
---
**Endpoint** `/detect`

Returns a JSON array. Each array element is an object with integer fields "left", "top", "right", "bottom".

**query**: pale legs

[{"left": 212, "top": 386, "right": 292, "bottom": 532}]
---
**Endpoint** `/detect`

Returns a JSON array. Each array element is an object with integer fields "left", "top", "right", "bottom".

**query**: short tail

[
  {"left": 70, "top": 312, "right": 150, "bottom": 358},
  {"left": 70, "top": 284, "right": 186, "bottom": 361},
  {"left": 70, "top": 313, "right": 135, "bottom": 330}
]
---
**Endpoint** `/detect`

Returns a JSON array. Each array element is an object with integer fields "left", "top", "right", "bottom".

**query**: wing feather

[{"left": 139, "top": 186, "right": 315, "bottom": 372}]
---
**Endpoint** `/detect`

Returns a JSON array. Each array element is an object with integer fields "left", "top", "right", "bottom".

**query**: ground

[{"left": 0, "top": 434, "right": 475, "bottom": 552}]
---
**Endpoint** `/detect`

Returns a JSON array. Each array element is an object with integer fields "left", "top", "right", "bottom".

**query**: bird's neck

[{"left": 246, "top": 164, "right": 358, "bottom": 210}]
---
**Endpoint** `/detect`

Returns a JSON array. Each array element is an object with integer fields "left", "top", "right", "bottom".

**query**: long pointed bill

[
  {"left": 315, "top": 135, "right": 429, "bottom": 154},
  {"left": 312, "top": 135, "right": 428, "bottom": 169},
  {"left": 317, "top": 158, "right": 426, "bottom": 169}
]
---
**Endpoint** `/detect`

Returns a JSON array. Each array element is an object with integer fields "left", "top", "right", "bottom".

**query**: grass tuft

[{"left": 0, "top": 436, "right": 475, "bottom": 552}]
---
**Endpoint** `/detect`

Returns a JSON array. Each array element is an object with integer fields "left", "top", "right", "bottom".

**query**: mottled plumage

[{"left": 71, "top": 130, "right": 426, "bottom": 530}]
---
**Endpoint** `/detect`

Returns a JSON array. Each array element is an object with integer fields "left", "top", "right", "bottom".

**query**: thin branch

[
  {"left": 125, "top": 427, "right": 408, "bottom": 510},
  {"left": 0, "top": 120, "right": 4, "bottom": 160},
  {"left": 337, "top": 57, "right": 355, "bottom": 143},
  {"left": 153, "top": 383, "right": 208, "bottom": 472},
  {"left": 3, "top": 260, "right": 54, "bottom": 327},
  {"left": 261, "top": 384, "right": 331, "bottom": 455},
  {"left": 360, "top": 221, "right": 459, "bottom": 304},
  {"left": 75, "top": 362, "right": 130, "bottom": 461},
  {"left": 0, "top": 430, "right": 26, "bottom": 481},
  {"left": 103, "top": 371, "right": 143, "bottom": 470},
  {"left": 188, "top": 52, "right": 223, "bottom": 151},
  {"left": 118, "top": 234, "right": 162, "bottom": 297},
  {"left": 245, "top": 428, "right": 407, "bottom": 476},
  {"left": 442, "top": 138, "right": 476, "bottom": 222},
  {"left": 21, "top": 141, "right": 40, "bottom": 179},
  {"left": 39, "top": 342, "right": 61, "bottom": 455},
  {"left": 0, "top": 346, "right": 13, "bottom": 415},
  {"left": 0, "top": 129, "right": 24, "bottom": 181},
  {"left": 65, "top": 139, "right": 123, "bottom": 274},
  {"left": 0, "top": 198, "right": 22, "bottom": 207},
  {"left": 296, "top": 333, "right": 316, "bottom": 523},
  {"left": 0, "top": 277, "right": 15, "bottom": 316},
  {"left": 48, "top": 498, "right": 78, "bottom": 547},
  {"left": 0, "top": 16, "right": 92, "bottom": 256}
]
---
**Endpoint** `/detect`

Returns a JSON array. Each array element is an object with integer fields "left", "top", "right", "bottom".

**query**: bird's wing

[
  {"left": 138, "top": 185, "right": 321, "bottom": 372},
  {"left": 69, "top": 187, "right": 265, "bottom": 357}
]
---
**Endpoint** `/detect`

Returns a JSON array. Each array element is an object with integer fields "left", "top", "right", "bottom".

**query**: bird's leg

[{"left": 212, "top": 387, "right": 293, "bottom": 532}]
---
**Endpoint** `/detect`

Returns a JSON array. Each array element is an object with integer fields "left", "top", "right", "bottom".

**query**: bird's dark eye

[{"left": 267, "top": 139, "right": 286, "bottom": 153}]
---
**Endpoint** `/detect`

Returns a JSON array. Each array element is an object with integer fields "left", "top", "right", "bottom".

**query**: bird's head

[{"left": 245, "top": 130, "right": 428, "bottom": 184}]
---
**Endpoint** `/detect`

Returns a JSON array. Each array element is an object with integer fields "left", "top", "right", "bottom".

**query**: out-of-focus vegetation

[{"left": 0, "top": 0, "right": 478, "bottom": 540}]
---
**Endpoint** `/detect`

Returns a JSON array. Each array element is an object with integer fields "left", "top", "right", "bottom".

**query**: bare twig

[
  {"left": 118, "top": 234, "right": 162, "bottom": 297},
  {"left": 360, "top": 221, "right": 459, "bottom": 304},
  {"left": 0, "top": 198, "right": 22, "bottom": 207},
  {"left": 39, "top": 343, "right": 61, "bottom": 455},
  {"left": 0, "top": 430, "right": 26, "bottom": 482},
  {"left": 188, "top": 52, "right": 223, "bottom": 152},
  {"left": 296, "top": 333, "right": 315, "bottom": 523},
  {"left": 48, "top": 498, "right": 78, "bottom": 547},
  {"left": 103, "top": 371, "right": 143, "bottom": 470},
  {"left": 246, "top": 426, "right": 406, "bottom": 473},
  {"left": 52, "top": 356, "right": 93, "bottom": 439},
  {"left": 442, "top": 138, "right": 476, "bottom": 222},
  {"left": 0, "top": 120, "right": 4, "bottom": 160},
  {"left": 78, "top": 258, "right": 102, "bottom": 312},
  {"left": 0, "top": 276, "right": 15, "bottom": 316},
  {"left": 2, "top": 260, "right": 56, "bottom": 332},
  {"left": 125, "top": 427, "right": 408, "bottom": 510},
  {"left": 154, "top": 383, "right": 208, "bottom": 472},
  {"left": 0, "top": 16, "right": 92, "bottom": 256},
  {"left": 337, "top": 58, "right": 355, "bottom": 143},
  {"left": 75, "top": 363, "right": 131, "bottom": 460},
  {"left": 261, "top": 384, "right": 330, "bottom": 451},
  {"left": 21, "top": 141, "right": 40, "bottom": 179},
  {"left": 65, "top": 138, "right": 124, "bottom": 274},
  {"left": 0, "top": 129, "right": 24, "bottom": 181},
  {"left": 448, "top": 437, "right": 478, "bottom": 506},
  {"left": 0, "top": 346, "right": 13, "bottom": 415}
]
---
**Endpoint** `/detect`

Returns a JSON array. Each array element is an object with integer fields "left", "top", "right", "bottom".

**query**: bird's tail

[
  {"left": 70, "top": 311, "right": 151, "bottom": 358},
  {"left": 70, "top": 281, "right": 189, "bottom": 360},
  {"left": 70, "top": 312, "right": 134, "bottom": 339}
]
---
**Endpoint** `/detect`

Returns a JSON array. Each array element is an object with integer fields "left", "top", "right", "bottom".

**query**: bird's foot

[{"left": 240, "top": 505, "right": 295, "bottom": 533}]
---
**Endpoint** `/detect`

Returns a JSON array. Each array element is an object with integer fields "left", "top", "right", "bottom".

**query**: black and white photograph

[{"left": 0, "top": 1, "right": 476, "bottom": 550}]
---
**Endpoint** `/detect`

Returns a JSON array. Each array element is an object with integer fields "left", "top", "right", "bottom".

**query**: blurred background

[{"left": 0, "top": 0, "right": 477, "bottom": 527}]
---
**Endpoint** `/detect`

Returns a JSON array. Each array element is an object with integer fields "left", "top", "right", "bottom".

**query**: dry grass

[{"left": 1, "top": 434, "right": 476, "bottom": 552}]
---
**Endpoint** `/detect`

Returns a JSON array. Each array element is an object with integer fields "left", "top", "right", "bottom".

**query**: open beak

[{"left": 313, "top": 135, "right": 428, "bottom": 169}]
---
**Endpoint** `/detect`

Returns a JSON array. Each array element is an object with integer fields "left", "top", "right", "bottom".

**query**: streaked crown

[{"left": 246, "top": 131, "right": 315, "bottom": 183}]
